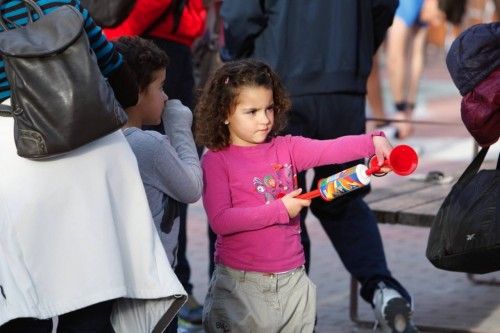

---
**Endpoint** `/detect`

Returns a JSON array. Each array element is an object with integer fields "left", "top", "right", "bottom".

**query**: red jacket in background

[{"left": 104, "top": 0, "right": 207, "bottom": 47}]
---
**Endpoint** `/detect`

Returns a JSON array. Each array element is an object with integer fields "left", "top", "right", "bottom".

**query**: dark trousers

[
  {"left": 208, "top": 93, "right": 411, "bottom": 305},
  {"left": 0, "top": 300, "right": 114, "bottom": 333}
]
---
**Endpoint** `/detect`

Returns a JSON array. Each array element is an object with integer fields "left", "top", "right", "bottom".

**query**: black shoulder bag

[
  {"left": 426, "top": 147, "right": 500, "bottom": 274},
  {"left": 79, "top": 0, "right": 135, "bottom": 28}
]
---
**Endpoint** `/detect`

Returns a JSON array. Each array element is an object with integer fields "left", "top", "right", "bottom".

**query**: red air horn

[
  {"left": 297, "top": 145, "right": 418, "bottom": 201},
  {"left": 365, "top": 144, "right": 418, "bottom": 176}
]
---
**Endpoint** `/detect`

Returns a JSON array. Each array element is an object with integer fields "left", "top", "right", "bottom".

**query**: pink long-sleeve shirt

[{"left": 202, "top": 134, "right": 381, "bottom": 273}]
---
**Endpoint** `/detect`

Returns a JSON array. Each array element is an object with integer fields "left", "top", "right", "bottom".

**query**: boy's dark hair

[
  {"left": 438, "top": 0, "right": 467, "bottom": 25},
  {"left": 113, "top": 36, "right": 169, "bottom": 91},
  {"left": 194, "top": 59, "right": 291, "bottom": 151}
]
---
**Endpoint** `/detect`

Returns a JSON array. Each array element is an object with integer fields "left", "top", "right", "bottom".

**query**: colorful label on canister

[{"left": 318, "top": 164, "right": 371, "bottom": 201}]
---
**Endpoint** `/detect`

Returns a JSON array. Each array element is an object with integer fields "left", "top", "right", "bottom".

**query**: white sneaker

[{"left": 372, "top": 285, "right": 418, "bottom": 333}]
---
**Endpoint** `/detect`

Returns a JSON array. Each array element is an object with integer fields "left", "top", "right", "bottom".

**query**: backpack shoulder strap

[
  {"left": 0, "top": 0, "right": 44, "bottom": 30},
  {"left": 456, "top": 147, "right": 490, "bottom": 186},
  {"left": 0, "top": 103, "right": 12, "bottom": 117}
]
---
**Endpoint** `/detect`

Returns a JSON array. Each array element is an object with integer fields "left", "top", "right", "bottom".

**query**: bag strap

[
  {"left": 144, "top": 0, "right": 187, "bottom": 36},
  {"left": 456, "top": 146, "right": 490, "bottom": 186},
  {"left": 0, "top": 103, "right": 12, "bottom": 117},
  {"left": 0, "top": 0, "right": 44, "bottom": 30}
]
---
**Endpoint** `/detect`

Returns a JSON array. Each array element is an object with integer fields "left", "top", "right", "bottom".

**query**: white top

[{"left": 0, "top": 99, "right": 186, "bottom": 330}]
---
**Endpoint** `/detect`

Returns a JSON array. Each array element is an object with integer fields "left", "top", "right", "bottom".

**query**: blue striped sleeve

[
  {"left": 69, "top": 0, "right": 122, "bottom": 77},
  {"left": 0, "top": 0, "right": 124, "bottom": 103}
]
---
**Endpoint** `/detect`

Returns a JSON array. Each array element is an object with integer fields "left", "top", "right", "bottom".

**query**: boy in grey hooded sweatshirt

[{"left": 114, "top": 36, "right": 203, "bottom": 266}]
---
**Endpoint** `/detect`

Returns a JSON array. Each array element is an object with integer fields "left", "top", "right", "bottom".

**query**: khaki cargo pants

[{"left": 203, "top": 264, "right": 316, "bottom": 333}]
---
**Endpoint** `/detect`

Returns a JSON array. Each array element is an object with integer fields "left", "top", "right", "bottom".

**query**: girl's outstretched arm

[{"left": 287, "top": 132, "right": 385, "bottom": 172}]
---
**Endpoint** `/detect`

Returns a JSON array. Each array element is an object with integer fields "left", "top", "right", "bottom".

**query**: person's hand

[
  {"left": 163, "top": 99, "right": 193, "bottom": 135},
  {"left": 281, "top": 188, "right": 311, "bottom": 219},
  {"left": 372, "top": 135, "right": 393, "bottom": 172}
]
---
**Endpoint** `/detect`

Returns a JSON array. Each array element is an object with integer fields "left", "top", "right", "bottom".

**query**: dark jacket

[{"left": 221, "top": 0, "right": 398, "bottom": 96}]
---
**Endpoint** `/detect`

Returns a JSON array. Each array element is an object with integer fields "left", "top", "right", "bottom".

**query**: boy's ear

[{"left": 136, "top": 88, "right": 146, "bottom": 103}]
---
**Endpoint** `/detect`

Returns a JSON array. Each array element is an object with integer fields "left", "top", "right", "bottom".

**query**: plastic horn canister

[
  {"left": 366, "top": 144, "right": 418, "bottom": 176},
  {"left": 317, "top": 164, "right": 371, "bottom": 201}
]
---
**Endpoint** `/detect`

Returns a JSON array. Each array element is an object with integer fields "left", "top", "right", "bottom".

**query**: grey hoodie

[{"left": 123, "top": 99, "right": 203, "bottom": 266}]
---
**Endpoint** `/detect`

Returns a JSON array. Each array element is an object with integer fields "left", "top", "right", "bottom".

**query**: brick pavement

[{"left": 182, "top": 48, "right": 500, "bottom": 333}]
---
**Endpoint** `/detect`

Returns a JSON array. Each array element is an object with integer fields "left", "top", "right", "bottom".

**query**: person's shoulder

[
  {"left": 37, "top": 0, "right": 86, "bottom": 15},
  {"left": 201, "top": 149, "right": 226, "bottom": 167},
  {"left": 273, "top": 135, "right": 318, "bottom": 151},
  {"left": 39, "top": 0, "right": 74, "bottom": 4},
  {"left": 273, "top": 135, "right": 292, "bottom": 143},
  {"left": 202, "top": 149, "right": 223, "bottom": 160},
  {"left": 142, "top": 129, "right": 166, "bottom": 142},
  {"left": 123, "top": 128, "right": 165, "bottom": 145},
  {"left": 42, "top": 0, "right": 79, "bottom": 7},
  {"left": 273, "top": 135, "right": 297, "bottom": 146},
  {"left": 123, "top": 129, "right": 169, "bottom": 165}
]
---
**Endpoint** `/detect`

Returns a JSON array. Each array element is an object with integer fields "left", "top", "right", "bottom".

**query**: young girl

[{"left": 195, "top": 59, "right": 392, "bottom": 332}]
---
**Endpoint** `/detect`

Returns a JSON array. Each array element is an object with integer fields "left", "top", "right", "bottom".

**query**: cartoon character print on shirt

[{"left": 253, "top": 163, "right": 297, "bottom": 204}]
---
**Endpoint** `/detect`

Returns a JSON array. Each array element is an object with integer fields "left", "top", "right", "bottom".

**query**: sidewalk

[
  {"left": 185, "top": 208, "right": 500, "bottom": 333},
  {"left": 182, "top": 47, "right": 500, "bottom": 333}
]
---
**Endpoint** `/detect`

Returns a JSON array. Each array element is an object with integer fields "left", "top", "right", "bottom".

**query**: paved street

[{"left": 182, "top": 48, "right": 500, "bottom": 333}]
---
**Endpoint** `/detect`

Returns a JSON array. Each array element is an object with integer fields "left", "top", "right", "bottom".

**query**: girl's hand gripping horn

[{"left": 365, "top": 144, "right": 418, "bottom": 176}]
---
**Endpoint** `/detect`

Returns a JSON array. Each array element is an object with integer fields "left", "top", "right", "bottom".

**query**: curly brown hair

[
  {"left": 113, "top": 36, "right": 169, "bottom": 91},
  {"left": 195, "top": 59, "right": 291, "bottom": 150}
]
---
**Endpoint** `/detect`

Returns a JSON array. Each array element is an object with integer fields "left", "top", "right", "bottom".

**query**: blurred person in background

[
  {"left": 366, "top": 51, "right": 391, "bottom": 133},
  {"left": 386, "top": 0, "right": 467, "bottom": 139}
]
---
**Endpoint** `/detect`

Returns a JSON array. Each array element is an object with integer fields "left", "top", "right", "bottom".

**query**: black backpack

[
  {"left": 0, "top": 0, "right": 127, "bottom": 159},
  {"left": 426, "top": 147, "right": 500, "bottom": 274},
  {"left": 79, "top": 0, "right": 135, "bottom": 28},
  {"left": 80, "top": 0, "right": 187, "bottom": 31}
]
